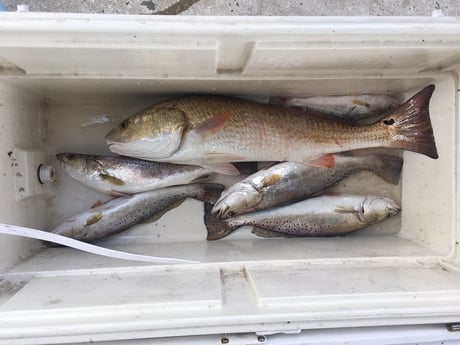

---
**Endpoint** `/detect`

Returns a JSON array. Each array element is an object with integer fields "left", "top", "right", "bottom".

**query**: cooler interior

[{"left": 0, "top": 14, "right": 458, "bottom": 345}]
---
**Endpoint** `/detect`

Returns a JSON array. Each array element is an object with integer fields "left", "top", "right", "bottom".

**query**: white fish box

[{"left": 0, "top": 14, "right": 459, "bottom": 345}]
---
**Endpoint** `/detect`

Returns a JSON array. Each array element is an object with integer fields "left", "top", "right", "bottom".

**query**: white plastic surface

[
  {"left": 0, "top": 14, "right": 459, "bottom": 344},
  {"left": 69, "top": 325, "right": 460, "bottom": 345},
  {"left": 0, "top": 224, "right": 199, "bottom": 264}
]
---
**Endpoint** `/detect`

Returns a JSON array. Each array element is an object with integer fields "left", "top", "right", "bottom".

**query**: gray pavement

[{"left": 1, "top": 0, "right": 459, "bottom": 16}]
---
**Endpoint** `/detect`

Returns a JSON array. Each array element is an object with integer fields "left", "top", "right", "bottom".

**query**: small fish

[
  {"left": 270, "top": 94, "right": 400, "bottom": 123},
  {"left": 205, "top": 194, "right": 400, "bottom": 240},
  {"left": 105, "top": 85, "right": 438, "bottom": 174},
  {"left": 56, "top": 153, "right": 216, "bottom": 195},
  {"left": 212, "top": 154, "right": 403, "bottom": 217},
  {"left": 51, "top": 183, "right": 224, "bottom": 242}
]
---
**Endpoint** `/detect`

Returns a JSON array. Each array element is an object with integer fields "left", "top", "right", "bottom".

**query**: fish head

[
  {"left": 212, "top": 183, "right": 263, "bottom": 218},
  {"left": 358, "top": 196, "right": 401, "bottom": 224},
  {"left": 56, "top": 153, "right": 102, "bottom": 179},
  {"left": 105, "top": 106, "right": 186, "bottom": 160}
]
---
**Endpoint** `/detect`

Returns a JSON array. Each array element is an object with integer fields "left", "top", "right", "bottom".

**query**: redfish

[{"left": 106, "top": 85, "right": 438, "bottom": 174}]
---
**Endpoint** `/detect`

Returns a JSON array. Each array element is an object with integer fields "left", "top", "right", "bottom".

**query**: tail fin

[
  {"left": 371, "top": 154, "right": 404, "bottom": 185},
  {"left": 232, "top": 161, "right": 259, "bottom": 175},
  {"left": 204, "top": 203, "right": 238, "bottom": 240},
  {"left": 193, "top": 183, "right": 225, "bottom": 204},
  {"left": 383, "top": 84, "right": 438, "bottom": 159}
]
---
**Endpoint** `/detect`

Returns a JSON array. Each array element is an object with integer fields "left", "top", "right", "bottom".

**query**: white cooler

[{"left": 0, "top": 14, "right": 459, "bottom": 345}]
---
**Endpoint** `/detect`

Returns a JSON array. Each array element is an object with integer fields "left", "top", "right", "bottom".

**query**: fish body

[
  {"left": 212, "top": 154, "right": 403, "bottom": 217},
  {"left": 105, "top": 85, "right": 438, "bottom": 174},
  {"left": 56, "top": 153, "right": 214, "bottom": 195},
  {"left": 270, "top": 94, "right": 400, "bottom": 121},
  {"left": 205, "top": 194, "right": 400, "bottom": 240},
  {"left": 51, "top": 183, "right": 224, "bottom": 242}
]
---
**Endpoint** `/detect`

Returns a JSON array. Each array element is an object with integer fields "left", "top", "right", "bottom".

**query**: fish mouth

[
  {"left": 56, "top": 152, "right": 81, "bottom": 166},
  {"left": 56, "top": 153, "right": 66, "bottom": 162},
  {"left": 106, "top": 140, "right": 123, "bottom": 147},
  {"left": 211, "top": 203, "right": 230, "bottom": 218},
  {"left": 387, "top": 202, "right": 401, "bottom": 216},
  {"left": 105, "top": 131, "right": 130, "bottom": 144}
]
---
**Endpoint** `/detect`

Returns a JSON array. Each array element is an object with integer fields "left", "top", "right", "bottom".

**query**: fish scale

[
  {"left": 174, "top": 97, "right": 394, "bottom": 161},
  {"left": 159, "top": 98, "right": 382, "bottom": 158}
]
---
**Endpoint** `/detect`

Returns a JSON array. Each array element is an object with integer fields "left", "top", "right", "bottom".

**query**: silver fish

[
  {"left": 56, "top": 153, "right": 215, "bottom": 195},
  {"left": 205, "top": 194, "right": 400, "bottom": 240},
  {"left": 270, "top": 94, "right": 400, "bottom": 123},
  {"left": 51, "top": 183, "right": 224, "bottom": 242},
  {"left": 212, "top": 154, "right": 403, "bottom": 217}
]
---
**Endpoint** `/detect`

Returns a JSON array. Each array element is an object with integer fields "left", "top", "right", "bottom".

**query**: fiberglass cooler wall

[{"left": 0, "top": 14, "right": 459, "bottom": 344}]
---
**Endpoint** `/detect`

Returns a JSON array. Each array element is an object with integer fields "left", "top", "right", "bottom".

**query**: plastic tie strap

[{"left": 0, "top": 223, "right": 199, "bottom": 264}]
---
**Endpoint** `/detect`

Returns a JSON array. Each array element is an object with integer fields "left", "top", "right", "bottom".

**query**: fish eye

[
  {"left": 67, "top": 153, "right": 75, "bottom": 160},
  {"left": 227, "top": 211, "right": 235, "bottom": 217},
  {"left": 120, "top": 120, "right": 129, "bottom": 129}
]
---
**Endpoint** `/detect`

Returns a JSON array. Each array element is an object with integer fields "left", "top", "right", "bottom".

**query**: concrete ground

[{"left": 1, "top": 0, "right": 459, "bottom": 16}]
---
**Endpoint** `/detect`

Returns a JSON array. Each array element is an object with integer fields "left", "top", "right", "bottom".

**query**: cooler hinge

[{"left": 220, "top": 333, "right": 267, "bottom": 344}]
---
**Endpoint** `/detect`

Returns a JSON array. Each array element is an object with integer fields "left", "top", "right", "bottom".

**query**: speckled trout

[
  {"left": 51, "top": 183, "right": 224, "bottom": 242},
  {"left": 105, "top": 85, "right": 438, "bottom": 174},
  {"left": 57, "top": 153, "right": 215, "bottom": 195},
  {"left": 204, "top": 194, "right": 400, "bottom": 240},
  {"left": 269, "top": 93, "right": 400, "bottom": 122},
  {"left": 212, "top": 153, "right": 403, "bottom": 218}
]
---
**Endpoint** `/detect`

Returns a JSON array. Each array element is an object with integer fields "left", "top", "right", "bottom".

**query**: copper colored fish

[{"left": 106, "top": 85, "right": 438, "bottom": 174}]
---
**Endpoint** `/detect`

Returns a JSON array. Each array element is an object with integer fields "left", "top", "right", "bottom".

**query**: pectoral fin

[
  {"left": 85, "top": 212, "right": 103, "bottom": 227},
  {"left": 90, "top": 200, "right": 103, "bottom": 208},
  {"left": 100, "top": 174, "right": 125, "bottom": 186},
  {"left": 262, "top": 173, "right": 282, "bottom": 188},
  {"left": 304, "top": 154, "right": 336, "bottom": 168},
  {"left": 352, "top": 99, "right": 370, "bottom": 107},
  {"left": 109, "top": 190, "right": 132, "bottom": 197},
  {"left": 191, "top": 112, "right": 232, "bottom": 141},
  {"left": 202, "top": 162, "right": 240, "bottom": 176}
]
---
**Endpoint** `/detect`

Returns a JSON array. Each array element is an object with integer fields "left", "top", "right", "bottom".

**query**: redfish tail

[
  {"left": 204, "top": 203, "right": 238, "bottom": 240},
  {"left": 384, "top": 84, "right": 438, "bottom": 159}
]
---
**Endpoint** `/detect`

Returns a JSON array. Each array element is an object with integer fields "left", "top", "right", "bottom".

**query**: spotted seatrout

[
  {"left": 105, "top": 85, "right": 438, "bottom": 174},
  {"left": 51, "top": 183, "right": 224, "bottom": 242},
  {"left": 269, "top": 94, "right": 400, "bottom": 123},
  {"left": 57, "top": 153, "right": 215, "bottom": 195},
  {"left": 212, "top": 153, "right": 403, "bottom": 217},
  {"left": 205, "top": 194, "right": 400, "bottom": 240}
]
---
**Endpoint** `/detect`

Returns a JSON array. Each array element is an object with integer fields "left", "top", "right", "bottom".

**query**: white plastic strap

[{"left": 0, "top": 223, "right": 199, "bottom": 264}]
